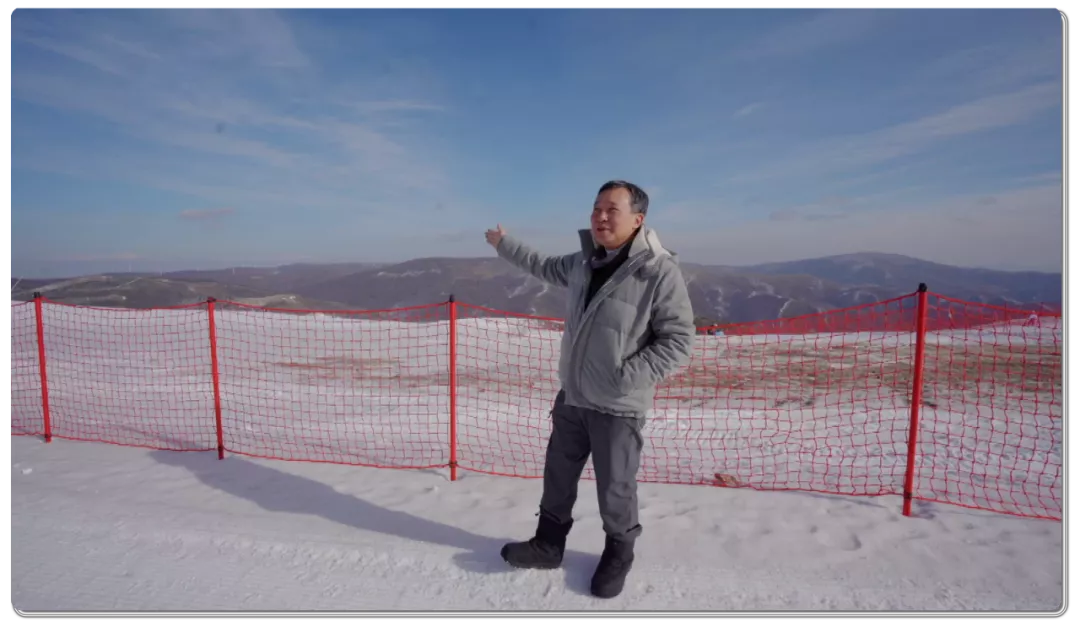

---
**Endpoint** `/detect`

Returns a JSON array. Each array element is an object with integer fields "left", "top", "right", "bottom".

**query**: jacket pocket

[{"left": 577, "top": 323, "right": 625, "bottom": 404}]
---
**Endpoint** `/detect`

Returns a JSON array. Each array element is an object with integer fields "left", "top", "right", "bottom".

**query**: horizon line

[{"left": 11, "top": 248, "right": 1066, "bottom": 282}]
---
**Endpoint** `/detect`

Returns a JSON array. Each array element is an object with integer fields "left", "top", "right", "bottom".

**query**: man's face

[{"left": 591, "top": 187, "right": 644, "bottom": 250}]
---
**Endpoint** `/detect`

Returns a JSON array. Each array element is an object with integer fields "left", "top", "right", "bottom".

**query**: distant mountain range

[{"left": 11, "top": 252, "right": 1061, "bottom": 325}]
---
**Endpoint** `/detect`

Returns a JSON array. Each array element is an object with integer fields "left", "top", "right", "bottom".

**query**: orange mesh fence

[
  {"left": 912, "top": 295, "right": 1063, "bottom": 519},
  {"left": 655, "top": 295, "right": 920, "bottom": 494},
  {"left": 456, "top": 296, "right": 922, "bottom": 498},
  {"left": 213, "top": 302, "right": 450, "bottom": 468},
  {"left": 453, "top": 303, "right": 564, "bottom": 477},
  {"left": 11, "top": 301, "right": 43, "bottom": 436},
  {"left": 712, "top": 295, "right": 918, "bottom": 335},
  {"left": 10, "top": 292, "right": 1062, "bottom": 520},
  {"left": 31, "top": 300, "right": 218, "bottom": 451}
]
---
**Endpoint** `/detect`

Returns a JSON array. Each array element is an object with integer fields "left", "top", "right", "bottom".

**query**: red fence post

[
  {"left": 448, "top": 295, "right": 459, "bottom": 481},
  {"left": 903, "top": 283, "right": 930, "bottom": 516},
  {"left": 32, "top": 292, "right": 52, "bottom": 443},
  {"left": 207, "top": 297, "right": 226, "bottom": 460}
]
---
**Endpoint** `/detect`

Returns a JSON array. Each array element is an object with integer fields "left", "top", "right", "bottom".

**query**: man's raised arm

[{"left": 486, "top": 224, "right": 577, "bottom": 288}]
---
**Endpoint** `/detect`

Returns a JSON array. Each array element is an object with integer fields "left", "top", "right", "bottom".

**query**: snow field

[{"left": 10, "top": 435, "right": 1063, "bottom": 611}]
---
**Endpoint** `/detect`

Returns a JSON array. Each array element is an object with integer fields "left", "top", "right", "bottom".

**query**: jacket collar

[{"left": 577, "top": 226, "right": 675, "bottom": 265}]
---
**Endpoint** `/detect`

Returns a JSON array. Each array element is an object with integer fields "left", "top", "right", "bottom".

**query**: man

[{"left": 484, "top": 180, "right": 695, "bottom": 599}]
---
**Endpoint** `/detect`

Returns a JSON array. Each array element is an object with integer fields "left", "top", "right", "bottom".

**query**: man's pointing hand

[{"left": 485, "top": 224, "right": 506, "bottom": 248}]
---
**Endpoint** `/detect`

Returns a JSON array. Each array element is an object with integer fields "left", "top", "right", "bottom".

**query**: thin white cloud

[
  {"left": 722, "top": 81, "right": 1060, "bottom": 186},
  {"left": 733, "top": 102, "right": 764, "bottom": 118},
  {"left": 1012, "top": 171, "right": 1063, "bottom": 185},
  {"left": 905, "top": 38, "right": 1061, "bottom": 96},
  {"left": 737, "top": 9, "right": 885, "bottom": 60},
  {"left": 62, "top": 252, "right": 142, "bottom": 262},
  {"left": 11, "top": 9, "right": 454, "bottom": 219},
  {"left": 345, "top": 100, "right": 446, "bottom": 114},
  {"left": 880, "top": 81, "right": 1059, "bottom": 141},
  {"left": 99, "top": 34, "right": 161, "bottom": 60},
  {"left": 18, "top": 35, "right": 130, "bottom": 75},
  {"left": 179, "top": 208, "right": 234, "bottom": 221},
  {"left": 161, "top": 9, "right": 310, "bottom": 68}
]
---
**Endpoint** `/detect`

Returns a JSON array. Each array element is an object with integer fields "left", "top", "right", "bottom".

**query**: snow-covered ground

[
  {"left": 10, "top": 303, "right": 1063, "bottom": 611},
  {"left": 11, "top": 436, "right": 1063, "bottom": 612}
]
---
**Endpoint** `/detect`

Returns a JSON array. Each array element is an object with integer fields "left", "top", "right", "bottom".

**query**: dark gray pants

[{"left": 539, "top": 390, "right": 645, "bottom": 543}]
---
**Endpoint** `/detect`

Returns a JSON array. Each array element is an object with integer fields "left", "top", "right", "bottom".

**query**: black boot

[
  {"left": 500, "top": 515, "right": 572, "bottom": 570},
  {"left": 590, "top": 536, "right": 635, "bottom": 598}
]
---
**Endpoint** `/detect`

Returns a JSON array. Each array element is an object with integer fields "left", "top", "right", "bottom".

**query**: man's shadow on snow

[{"left": 150, "top": 451, "right": 599, "bottom": 596}]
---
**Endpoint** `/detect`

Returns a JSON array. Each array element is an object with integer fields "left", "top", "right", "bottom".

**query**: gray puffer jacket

[{"left": 496, "top": 226, "right": 695, "bottom": 417}]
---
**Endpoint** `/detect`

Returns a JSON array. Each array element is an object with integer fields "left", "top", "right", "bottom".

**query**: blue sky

[{"left": 11, "top": 8, "right": 1063, "bottom": 278}]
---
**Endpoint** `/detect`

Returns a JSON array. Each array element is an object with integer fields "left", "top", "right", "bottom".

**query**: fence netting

[
  {"left": 11, "top": 302, "right": 43, "bottom": 436},
  {"left": 214, "top": 302, "right": 450, "bottom": 468},
  {"left": 10, "top": 293, "right": 1062, "bottom": 520}
]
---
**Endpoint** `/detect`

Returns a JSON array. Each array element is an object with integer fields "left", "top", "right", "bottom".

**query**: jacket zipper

[{"left": 570, "top": 251, "right": 652, "bottom": 398}]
